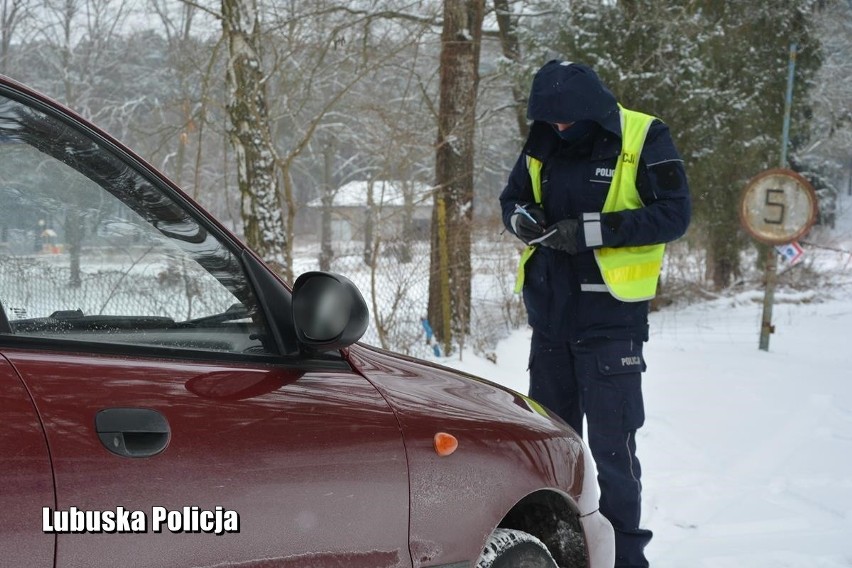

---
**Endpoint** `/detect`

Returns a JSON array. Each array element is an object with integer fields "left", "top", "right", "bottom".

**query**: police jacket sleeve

[
  {"left": 595, "top": 121, "right": 691, "bottom": 248},
  {"left": 499, "top": 154, "right": 536, "bottom": 234}
]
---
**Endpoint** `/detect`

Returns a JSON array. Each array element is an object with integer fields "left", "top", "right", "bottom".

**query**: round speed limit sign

[{"left": 740, "top": 168, "right": 818, "bottom": 245}]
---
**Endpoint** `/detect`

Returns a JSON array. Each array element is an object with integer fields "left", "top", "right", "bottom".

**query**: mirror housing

[{"left": 292, "top": 272, "right": 369, "bottom": 351}]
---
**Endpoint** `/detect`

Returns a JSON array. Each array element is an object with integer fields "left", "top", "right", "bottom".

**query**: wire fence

[
  {"left": 0, "top": 253, "right": 238, "bottom": 324},
  {"left": 0, "top": 233, "right": 527, "bottom": 360},
  {"left": 292, "top": 231, "right": 526, "bottom": 360},
  {"left": 5, "top": 230, "right": 847, "bottom": 359}
]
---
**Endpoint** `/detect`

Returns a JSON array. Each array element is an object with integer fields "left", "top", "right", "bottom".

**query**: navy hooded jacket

[{"left": 500, "top": 61, "right": 691, "bottom": 342}]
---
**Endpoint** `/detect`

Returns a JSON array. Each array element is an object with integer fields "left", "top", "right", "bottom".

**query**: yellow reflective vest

[{"left": 514, "top": 104, "right": 666, "bottom": 302}]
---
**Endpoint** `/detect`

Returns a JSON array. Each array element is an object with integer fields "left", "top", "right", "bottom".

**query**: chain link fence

[
  {"left": 0, "top": 252, "right": 238, "bottom": 324},
  {"left": 292, "top": 229, "right": 526, "bottom": 360},
  {"left": 1, "top": 234, "right": 528, "bottom": 359}
]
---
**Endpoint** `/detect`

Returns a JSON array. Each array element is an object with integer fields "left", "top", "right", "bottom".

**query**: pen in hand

[{"left": 514, "top": 203, "right": 542, "bottom": 226}]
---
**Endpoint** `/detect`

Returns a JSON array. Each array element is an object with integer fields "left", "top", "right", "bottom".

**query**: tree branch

[{"left": 176, "top": 0, "right": 220, "bottom": 22}]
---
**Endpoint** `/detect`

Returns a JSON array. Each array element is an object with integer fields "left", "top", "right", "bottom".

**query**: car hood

[{"left": 348, "top": 342, "right": 573, "bottom": 434}]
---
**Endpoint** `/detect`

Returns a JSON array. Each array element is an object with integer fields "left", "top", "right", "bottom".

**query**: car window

[{"left": 0, "top": 93, "right": 276, "bottom": 356}]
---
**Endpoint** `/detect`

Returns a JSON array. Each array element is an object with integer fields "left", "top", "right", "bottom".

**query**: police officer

[{"left": 500, "top": 61, "right": 690, "bottom": 567}]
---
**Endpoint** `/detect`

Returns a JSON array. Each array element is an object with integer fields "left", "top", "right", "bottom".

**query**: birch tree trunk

[
  {"left": 221, "top": 0, "right": 287, "bottom": 274},
  {"left": 427, "top": 0, "right": 484, "bottom": 355}
]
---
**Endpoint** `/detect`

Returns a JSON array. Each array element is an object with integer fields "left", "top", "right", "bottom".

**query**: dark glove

[
  {"left": 510, "top": 203, "right": 547, "bottom": 244},
  {"left": 532, "top": 219, "right": 580, "bottom": 254}
]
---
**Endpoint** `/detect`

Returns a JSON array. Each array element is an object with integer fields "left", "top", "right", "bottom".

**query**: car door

[
  {"left": 0, "top": 82, "right": 410, "bottom": 568},
  {"left": 0, "top": 354, "right": 55, "bottom": 567}
]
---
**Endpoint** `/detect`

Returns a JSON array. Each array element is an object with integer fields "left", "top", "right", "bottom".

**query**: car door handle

[{"left": 96, "top": 408, "right": 170, "bottom": 458}]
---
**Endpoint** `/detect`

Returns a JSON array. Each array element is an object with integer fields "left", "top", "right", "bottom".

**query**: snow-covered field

[{"left": 437, "top": 201, "right": 852, "bottom": 566}]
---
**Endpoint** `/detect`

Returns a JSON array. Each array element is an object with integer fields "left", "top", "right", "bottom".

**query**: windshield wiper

[{"left": 175, "top": 304, "right": 253, "bottom": 328}]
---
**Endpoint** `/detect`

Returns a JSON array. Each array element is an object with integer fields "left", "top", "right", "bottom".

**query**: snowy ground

[{"left": 435, "top": 199, "right": 852, "bottom": 566}]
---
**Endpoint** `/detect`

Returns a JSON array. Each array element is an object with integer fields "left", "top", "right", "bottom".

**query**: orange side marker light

[{"left": 433, "top": 432, "right": 458, "bottom": 457}]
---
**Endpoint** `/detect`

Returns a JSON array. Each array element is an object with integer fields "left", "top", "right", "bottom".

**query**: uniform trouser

[{"left": 529, "top": 330, "right": 653, "bottom": 568}]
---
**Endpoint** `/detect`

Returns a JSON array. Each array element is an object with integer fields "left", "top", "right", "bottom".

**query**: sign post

[
  {"left": 760, "top": 249, "right": 778, "bottom": 352},
  {"left": 740, "top": 42, "right": 816, "bottom": 351},
  {"left": 740, "top": 169, "right": 817, "bottom": 350}
]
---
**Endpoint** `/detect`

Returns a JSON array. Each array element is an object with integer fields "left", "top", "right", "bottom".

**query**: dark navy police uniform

[{"left": 500, "top": 61, "right": 690, "bottom": 568}]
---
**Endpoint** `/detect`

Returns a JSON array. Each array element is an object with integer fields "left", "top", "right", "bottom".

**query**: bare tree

[
  {"left": 319, "top": 132, "right": 335, "bottom": 271},
  {"left": 428, "top": 0, "right": 485, "bottom": 355},
  {"left": 24, "top": 0, "right": 133, "bottom": 287},
  {"left": 264, "top": 2, "right": 437, "bottom": 281},
  {"left": 149, "top": 0, "right": 197, "bottom": 188},
  {"left": 221, "top": 0, "right": 287, "bottom": 273},
  {"left": 492, "top": 0, "right": 527, "bottom": 141},
  {"left": 0, "top": 0, "right": 29, "bottom": 74}
]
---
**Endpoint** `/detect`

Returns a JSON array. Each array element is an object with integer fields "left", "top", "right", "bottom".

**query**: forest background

[{"left": 2, "top": 0, "right": 850, "bottom": 358}]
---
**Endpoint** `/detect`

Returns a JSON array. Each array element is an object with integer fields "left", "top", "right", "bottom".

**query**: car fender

[{"left": 346, "top": 343, "right": 588, "bottom": 567}]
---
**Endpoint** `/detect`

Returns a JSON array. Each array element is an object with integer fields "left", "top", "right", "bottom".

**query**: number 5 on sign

[
  {"left": 763, "top": 189, "right": 786, "bottom": 225},
  {"left": 740, "top": 168, "right": 817, "bottom": 245}
]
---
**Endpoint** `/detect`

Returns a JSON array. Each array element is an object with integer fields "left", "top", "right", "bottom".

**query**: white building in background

[{"left": 305, "top": 180, "right": 434, "bottom": 242}]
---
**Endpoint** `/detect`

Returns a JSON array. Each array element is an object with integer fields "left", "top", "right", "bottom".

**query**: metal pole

[
  {"left": 759, "top": 43, "right": 797, "bottom": 352},
  {"left": 779, "top": 43, "right": 797, "bottom": 169},
  {"left": 759, "top": 248, "right": 777, "bottom": 351}
]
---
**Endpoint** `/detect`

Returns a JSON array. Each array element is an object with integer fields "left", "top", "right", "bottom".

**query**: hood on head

[{"left": 526, "top": 60, "right": 619, "bottom": 135}]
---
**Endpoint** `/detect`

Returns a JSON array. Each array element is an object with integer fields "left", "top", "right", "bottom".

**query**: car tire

[{"left": 476, "top": 528, "right": 558, "bottom": 568}]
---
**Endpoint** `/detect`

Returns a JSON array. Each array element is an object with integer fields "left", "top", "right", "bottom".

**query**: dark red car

[{"left": 0, "top": 75, "right": 614, "bottom": 567}]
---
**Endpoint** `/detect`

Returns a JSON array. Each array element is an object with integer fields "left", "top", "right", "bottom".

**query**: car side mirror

[{"left": 291, "top": 272, "right": 369, "bottom": 351}]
